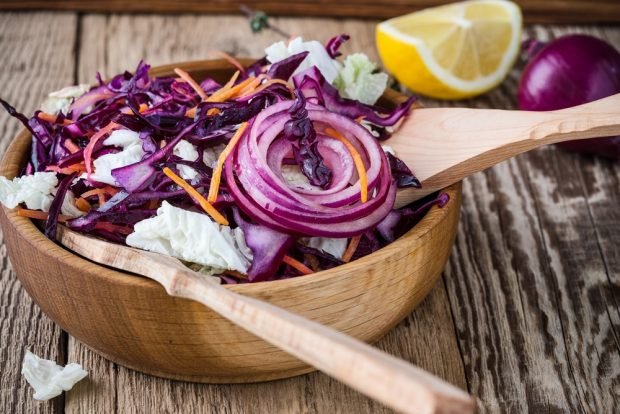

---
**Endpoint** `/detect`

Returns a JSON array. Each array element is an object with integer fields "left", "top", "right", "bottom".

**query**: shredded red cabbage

[{"left": 0, "top": 35, "right": 452, "bottom": 284}]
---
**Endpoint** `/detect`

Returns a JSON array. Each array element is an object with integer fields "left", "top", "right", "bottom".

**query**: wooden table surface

[{"left": 0, "top": 11, "right": 618, "bottom": 414}]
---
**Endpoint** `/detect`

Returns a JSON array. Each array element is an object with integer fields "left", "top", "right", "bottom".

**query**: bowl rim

[{"left": 0, "top": 59, "right": 461, "bottom": 294}]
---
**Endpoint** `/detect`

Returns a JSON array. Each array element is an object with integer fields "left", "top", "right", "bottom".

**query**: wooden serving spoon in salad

[
  {"left": 56, "top": 225, "right": 474, "bottom": 414},
  {"left": 391, "top": 93, "right": 620, "bottom": 208}
]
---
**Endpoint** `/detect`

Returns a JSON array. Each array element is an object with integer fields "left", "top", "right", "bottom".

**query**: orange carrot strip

[
  {"left": 211, "top": 50, "right": 245, "bottom": 73},
  {"left": 209, "top": 76, "right": 256, "bottom": 102},
  {"left": 185, "top": 76, "right": 255, "bottom": 115},
  {"left": 85, "top": 122, "right": 118, "bottom": 178},
  {"left": 63, "top": 139, "right": 80, "bottom": 154},
  {"left": 282, "top": 255, "right": 313, "bottom": 275},
  {"left": 17, "top": 208, "right": 70, "bottom": 223},
  {"left": 80, "top": 186, "right": 118, "bottom": 199},
  {"left": 146, "top": 199, "right": 159, "bottom": 210},
  {"left": 240, "top": 74, "right": 266, "bottom": 95},
  {"left": 341, "top": 235, "right": 362, "bottom": 263},
  {"left": 240, "top": 79, "right": 294, "bottom": 98},
  {"left": 46, "top": 162, "right": 86, "bottom": 175},
  {"left": 37, "top": 112, "right": 73, "bottom": 125},
  {"left": 185, "top": 107, "right": 197, "bottom": 118},
  {"left": 206, "top": 71, "right": 240, "bottom": 102},
  {"left": 324, "top": 127, "right": 368, "bottom": 203},
  {"left": 174, "top": 67, "right": 208, "bottom": 100},
  {"left": 207, "top": 122, "right": 249, "bottom": 203},
  {"left": 162, "top": 167, "right": 229, "bottom": 226},
  {"left": 75, "top": 197, "right": 91, "bottom": 212}
]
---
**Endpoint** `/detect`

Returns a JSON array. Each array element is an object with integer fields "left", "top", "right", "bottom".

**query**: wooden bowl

[{"left": 0, "top": 60, "right": 462, "bottom": 383}]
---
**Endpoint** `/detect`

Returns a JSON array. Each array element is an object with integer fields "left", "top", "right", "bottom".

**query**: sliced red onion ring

[{"left": 225, "top": 100, "right": 396, "bottom": 237}]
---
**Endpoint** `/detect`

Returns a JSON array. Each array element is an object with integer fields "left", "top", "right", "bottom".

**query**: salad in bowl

[{"left": 0, "top": 34, "right": 447, "bottom": 283}]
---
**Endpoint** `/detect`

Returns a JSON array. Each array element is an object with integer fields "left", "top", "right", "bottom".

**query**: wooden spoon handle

[
  {"left": 527, "top": 93, "right": 620, "bottom": 143},
  {"left": 169, "top": 270, "right": 474, "bottom": 414},
  {"left": 57, "top": 227, "right": 473, "bottom": 413},
  {"left": 392, "top": 93, "right": 620, "bottom": 207}
]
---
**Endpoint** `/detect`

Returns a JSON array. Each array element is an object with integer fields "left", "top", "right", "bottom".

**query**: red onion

[
  {"left": 518, "top": 34, "right": 620, "bottom": 159},
  {"left": 225, "top": 100, "right": 396, "bottom": 237}
]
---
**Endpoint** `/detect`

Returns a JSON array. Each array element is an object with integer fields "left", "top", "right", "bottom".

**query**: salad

[{"left": 0, "top": 34, "right": 448, "bottom": 283}]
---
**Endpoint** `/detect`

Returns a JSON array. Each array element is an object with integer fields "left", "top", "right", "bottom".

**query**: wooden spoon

[
  {"left": 56, "top": 226, "right": 474, "bottom": 414},
  {"left": 392, "top": 93, "right": 620, "bottom": 208}
]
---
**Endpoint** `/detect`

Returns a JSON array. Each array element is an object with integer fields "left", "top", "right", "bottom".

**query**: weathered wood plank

[
  {"left": 1, "top": 0, "right": 620, "bottom": 24},
  {"left": 439, "top": 25, "right": 620, "bottom": 413},
  {"left": 65, "top": 14, "right": 466, "bottom": 414},
  {"left": 0, "top": 12, "right": 78, "bottom": 414}
]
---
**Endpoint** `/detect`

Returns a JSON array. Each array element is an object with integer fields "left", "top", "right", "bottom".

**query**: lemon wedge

[{"left": 376, "top": 0, "right": 522, "bottom": 99}]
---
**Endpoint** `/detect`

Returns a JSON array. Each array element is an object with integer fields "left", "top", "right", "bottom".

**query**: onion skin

[{"left": 518, "top": 34, "right": 620, "bottom": 159}]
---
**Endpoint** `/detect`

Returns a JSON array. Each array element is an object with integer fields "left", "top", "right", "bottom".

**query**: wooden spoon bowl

[{"left": 0, "top": 60, "right": 461, "bottom": 383}]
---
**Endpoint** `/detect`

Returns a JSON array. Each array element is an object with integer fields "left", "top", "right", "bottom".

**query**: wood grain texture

[
  {"left": 439, "top": 24, "right": 620, "bottom": 414},
  {"left": 0, "top": 12, "right": 77, "bottom": 414},
  {"left": 0, "top": 11, "right": 618, "bottom": 414},
  {"left": 1, "top": 0, "right": 620, "bottom": 23},
  {"left": 393, "top": 94, "right": 620, "bottom": 207}
]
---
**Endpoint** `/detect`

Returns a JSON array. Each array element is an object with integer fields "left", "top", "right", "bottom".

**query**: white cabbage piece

[
  {"left": 202, "top": 143, "right": 226, "bottom": 168},
  {"left": 303, "top": 237, "right": 348, "bottom": 260},
  {"left": 126, "top": 201, "right": 252, "bottom": 273},
  {"left": 334, "top": 53, "right": 388, "bottom": 105},
  {"left": 61, "top": 190, "right": 85, "bottom": 217},
  {"left": 265, "top": 37, "right": 341, "bottom": 83},
  {"left": 88, "top": 129, "right": 144, "bottom": 186},
  {"left": 22, "top": 350, "right": 87, "bottom": 401},
  {"left": 40, "top": 84, "right": 90, "bottom": 115},
  {"left": 173, "top": 140, "right": 199, "bottom": 180},
  {"left": 0, "top": 172, "right": 58, "bottom": 211}
]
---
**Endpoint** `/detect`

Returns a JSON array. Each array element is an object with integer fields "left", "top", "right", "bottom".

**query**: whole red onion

[{"left": 518, "top": 34, "right": 620, "bottom": 159}]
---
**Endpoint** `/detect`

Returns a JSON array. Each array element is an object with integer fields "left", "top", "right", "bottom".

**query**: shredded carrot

[
  {"left": 75, "top": 197, "right": 91, "bottom": 212},
  {"left": 207, "top": 122, "right": 249, "bottom": 203},
  {"left": 210, "top": 50, "right": 245, "bottom": 73},
  {"left": 324, "top": 127, "right": 368, "bottom": 203},
  {"left": 80, "top": 187, "right": 117, "bottom": 206},
  {"left": 120, "top": 104, "right": 147, "bottom": 115},
  {"left": 240, "top": 79, "right": 294, "bottom": 98},
  {"left": 37, "top": 112, "right": 73, "bottom": 126},
  {"left": 223, "top": 270, "right": 248, "bottom": 280},
  {"left": 185, "top": 107, "right": 197, "bottom": 118},
  {"left": 85, "top": 122, "right": 118, "bottom": 178},
  {"left": 63, "top": 139, "right": 80, "bottom": 154},
  {"left": 146, "top": 199, "right": 159, "bottom": 210},
  {"left": 17, "top": 208, "right": 70, "bottom": 223},
  {"left": 240, "top": 74, "right": 266, "bottom": 95},
  {"left": 355, "top": 116, "right": 365, "bottom": 123},
  {"left": 162, "top": 167, "right": 229, "bottom": 226},
  {"left": 206, "top": 70, "right": 240, "bottom": 102},
  {"left": 80, "top": 186, "right": 118, "bottom": 199},
  {"left": 282, "top": 255, "right": 313, "bottom": 275},
  {"left": 342, "top": 235, "right": 362, "bottom": 263},
  {"left": 213, "top": 76, "right": 257, "bottom": 102},
  {"left": 174, "top": 67, "right": 208, "bottom": 100},
  {"left": 46, "top": 162, "right": 86, "bottom": 175}
]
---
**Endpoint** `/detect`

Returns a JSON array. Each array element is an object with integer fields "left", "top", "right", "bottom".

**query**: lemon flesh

[{"left": 376, "top": 0, "right": 522, "bottom": 99}]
